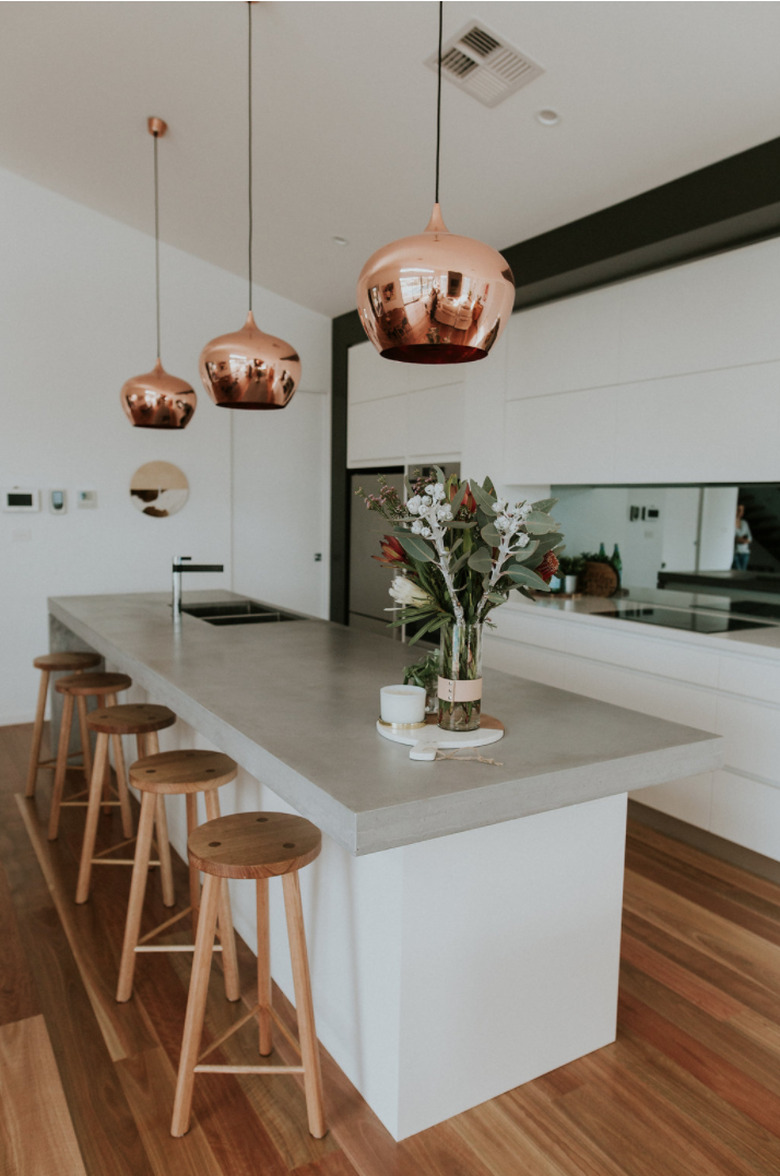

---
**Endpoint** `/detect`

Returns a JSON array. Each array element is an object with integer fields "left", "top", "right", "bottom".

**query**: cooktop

[{"left": 612, "top": 606, "right": 772, "bottom": 634}]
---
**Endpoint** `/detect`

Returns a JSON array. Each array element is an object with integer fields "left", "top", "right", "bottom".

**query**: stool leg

[
  {"left": 170, "top": 873, "right": 221, "bottom": 1138},
  {"left": 116, "top": 793, "right": 157, "bottom": 1002},
  {"left": 75, "top": 732, "right": 110, "bottom": 903},
  {"left": 140, "top": 731, "right": 174, "bottom": 907},
  {"left": 76, "top": 694, "right": 93, "bottom": 784},
  {"left": 48, "top": 691, "right": 74, "bottom": 840},
  {"left": 107, "top": 716, "right": 132, "bottom": 838},
  {"left": 154, "top": 796, "right": 176, "bottom": 908},
  {"left": 282, "top": 871, "right": 326, "bottom": 1138},
  {"left": 185, "top": 793, "right": 200, "bottom": 930},
  {"left": 256, "top": 877, "right": 273, "bottom": 1055},
  {"left": 26, "top": 669, "right": 50, "bottom": 798},
  {"left": 204, "top": 791, "right": 240, "bottom": 1002}
]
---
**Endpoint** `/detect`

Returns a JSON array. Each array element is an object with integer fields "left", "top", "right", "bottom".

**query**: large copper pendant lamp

[
  {"left": 356, "top": 3, "right": 515, "bottom": 365},
  {"left": 199, "top": 2, "right": 300, "bottom": 410},
  {"left": 120, "top": 118, "right": 197, "bottom": 429}
]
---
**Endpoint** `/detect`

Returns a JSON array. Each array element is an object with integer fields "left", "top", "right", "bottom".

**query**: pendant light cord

[
  {"left": 435, "top": 0, "right": 443, "bottom": 205},
  {"left": 153, "top": 129, "right": 161, "bottom": 359},
  {"left": 247, "top": 0, "right": 254, "bottom": 313}
]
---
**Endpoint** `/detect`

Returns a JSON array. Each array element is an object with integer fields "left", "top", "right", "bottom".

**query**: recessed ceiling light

[
  {"left": 332, "top": 235, "right": 349, "bottom": 247},
  {"left": 536, "top": 109, "right": 561, "bottom": 126}
]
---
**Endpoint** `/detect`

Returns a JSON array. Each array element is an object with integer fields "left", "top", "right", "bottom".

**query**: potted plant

[
  {"left": 557, "top": 554, "right": 584, "bottom": 595},
  {"left": 356, "top": 469, "right": 563, "bottom": 731}
]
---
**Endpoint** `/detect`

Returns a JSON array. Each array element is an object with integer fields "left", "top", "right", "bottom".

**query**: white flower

[
  {"left": 516, "top": 502, "right": 532, "bottom": 520},
  {"left": 411, "top": 518, "right": 425, "bottom": 534},
  {"left": 515, "top": 532, "right": 531, "bottom": 548},
  {"left": 406, "top": 495, "right": 423, "bottom": 515},
  {"left": 436, "top": 504, "right": 453, "bottom": 522},
  {"left": 492, "top": 498, "right": 508, "bottom": 515},
  {"left": 389, "top": 577, "right": 432, "bottom": 607},
  {"left": 495, "top": 515, "right": 511, "bottom": 532},
  {"left": 424, "top": 484, "right": 436, "bottom": 497},
  {"left": 431, "top": 483, "right": 446, "bottom": 502}
]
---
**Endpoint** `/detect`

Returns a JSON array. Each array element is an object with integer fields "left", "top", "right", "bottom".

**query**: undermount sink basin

[{"left": 180, "top": 600, "right": 299, "bottom": 625}]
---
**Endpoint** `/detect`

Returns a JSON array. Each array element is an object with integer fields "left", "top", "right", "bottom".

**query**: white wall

[{"left": 0, "top": 167, "right": 330, "bottom": 725}]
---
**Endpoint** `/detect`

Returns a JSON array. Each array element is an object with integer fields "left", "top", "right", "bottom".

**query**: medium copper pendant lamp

[
  {"left": 199, "top": 2, "right": 300, "bottom": 410},
  {"left": 120, "top": 118, "right": 197, "bottom": 429},
  {"left": 356, "top": 2, "right": 515, "bottom": 364}
]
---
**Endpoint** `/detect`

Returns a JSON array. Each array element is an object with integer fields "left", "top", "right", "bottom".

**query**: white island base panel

[{"left": 159, "top": 718, "right": 627, "bottom": 1140}]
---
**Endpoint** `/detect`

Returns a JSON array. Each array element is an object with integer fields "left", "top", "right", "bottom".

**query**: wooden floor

[{"left": 2, "top": 721, "right": 780, "bottom": 1176}]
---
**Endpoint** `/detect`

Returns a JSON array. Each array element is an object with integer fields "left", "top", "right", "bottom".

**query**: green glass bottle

[
  {"left": 598, "top": 542, "right": 606, "bottom": 558},
  {"left": 612, "top": 543, "right": 622, "bottom": 586}
]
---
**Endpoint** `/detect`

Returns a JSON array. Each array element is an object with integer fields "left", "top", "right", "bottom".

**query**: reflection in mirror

[
  {"left": 130, "top": 461, "right": 188, "bottom": 518},
  {"left": 551, "top": 484, "right": 780, "bottom": 592}
]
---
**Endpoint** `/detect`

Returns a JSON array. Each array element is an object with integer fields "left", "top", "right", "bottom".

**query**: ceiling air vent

[{"left": 425, "top": 21, "right": 544, "bottom": 108}]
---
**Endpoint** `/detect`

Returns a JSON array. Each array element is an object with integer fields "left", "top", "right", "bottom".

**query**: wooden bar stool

[
  {"left": 171, "top": 811, "right": 325, "bottom": 1140},
  {"left": 75, "top": 703, "right": 177, "bottom": 904},
  {"left": 116, "top": 749, "right": 241, "bottom": 1005},
  {"left": 26, "top": 651, "right": 102, "bottom": 799},
  {"left": 48, "top": 671, "right": 133, "bottom": 842}
]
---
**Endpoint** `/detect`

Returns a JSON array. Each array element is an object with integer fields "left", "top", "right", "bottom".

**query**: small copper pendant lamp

[
  {"left": 356, "top": 3, "right": 515, "bottom": 365},
  {"left": 199, "top": 2, "right": 300, "bottom": 410},
  {"left": 120, "top": 118, "right": 197, "bottom": 429}
]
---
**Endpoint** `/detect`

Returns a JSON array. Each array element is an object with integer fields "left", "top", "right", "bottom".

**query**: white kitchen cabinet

[{"left": 484, "top": 600, "right": 780, "bottom": 862}]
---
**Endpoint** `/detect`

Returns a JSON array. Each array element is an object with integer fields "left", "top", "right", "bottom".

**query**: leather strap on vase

[{"left": 437, "top": 676, "right": 483, "bottom": 703}]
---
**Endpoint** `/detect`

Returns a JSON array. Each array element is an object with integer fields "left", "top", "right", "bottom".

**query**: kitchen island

[{"left": 48, "top": 592, "right": 724, "bottom": 1139}]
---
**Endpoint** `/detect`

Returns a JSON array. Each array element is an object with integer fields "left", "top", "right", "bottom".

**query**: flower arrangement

[{"left": 357, "top": 468, "right": 563, "bottom": 644}]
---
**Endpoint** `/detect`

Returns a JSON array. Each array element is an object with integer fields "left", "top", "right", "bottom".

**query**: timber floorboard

[{"left": 1, "top": 720, "right": 780, "bottom": 1175}]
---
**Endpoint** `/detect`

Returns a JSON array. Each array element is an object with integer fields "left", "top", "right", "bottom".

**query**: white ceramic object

[{"left": 380, "top": 684, "right": 426, "bottom": 725}]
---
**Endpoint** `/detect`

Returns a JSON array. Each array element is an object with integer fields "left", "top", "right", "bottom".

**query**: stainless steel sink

[{"left": 180, "top": 600, "right": 299, "bottom": 625}]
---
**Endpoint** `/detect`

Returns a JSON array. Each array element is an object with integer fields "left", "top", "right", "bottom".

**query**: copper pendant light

[
  {"left": 356, "top": 3, "right": 515, "bottom": 365},
  {"left": 199, "top": 2, "right": 300, "bottom": 410},
  {"left": 121, "top": 118, "right": 197, "bottom": 429}
]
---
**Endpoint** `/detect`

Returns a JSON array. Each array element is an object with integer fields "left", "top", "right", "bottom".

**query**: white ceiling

[{"left": 3, "top": 1, "right": 780, "bottom": 319}]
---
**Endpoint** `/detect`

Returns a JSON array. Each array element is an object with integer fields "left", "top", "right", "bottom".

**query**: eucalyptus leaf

[
  {"left": 451, "top": 551, "right": 471, "bottom": 576},
  {"left": 449, "top": 482, "right": 467, "bottom": 515},
  {"left": 531, "top": 497, "right": 559, "bottom": 514},
  {"left": 467, "top": 548, "right": 493, "bottom": 574},
  {"left": 505, "top": 564, "right": 550, "bottom": 590},
  {"left": 470, "top": 481, "right": 497, "bottom": 515},
  {"left": 395, "top": 532, "right": 435, "bottom": 563},
  {"left": 530, "top": 534, "right": 564, "bottom": 559},
  {"left": 480, "top": 523, "right": 501, "bottom": 546},
  {"left": 508, "top": 538, "right": 539, "bottom": 563},
  {"left": 525, "top": 511, "right": 560, "bottom": 535},
  {"left": 448, "top": 520, "right": 477, "bottom": 530}
]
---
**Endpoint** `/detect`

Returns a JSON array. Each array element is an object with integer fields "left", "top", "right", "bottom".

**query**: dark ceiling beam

[{"left": 503, "top": 134, "right": 780, "bottom": 309}]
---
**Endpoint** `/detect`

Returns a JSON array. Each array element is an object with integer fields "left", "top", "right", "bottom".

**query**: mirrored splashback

[{"left": 551, "top": 483, "right": 780, "bottom": 591}]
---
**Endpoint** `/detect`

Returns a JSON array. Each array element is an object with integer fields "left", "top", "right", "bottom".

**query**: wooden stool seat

[
  {"left": 130, "top": 748, "right": 238, "bottom": 794},
  {"left": 171, "top": 811, "right": 325, "bottom": 1140},
  {"left": 54, "top": 671, "right": 132, "bottom": 698},
  {"left": 33, "top": 651, "right": 102, "bottom": 673},
  {"left": 188, "top": 811, "right": 322, "bottom": 878},
  {"left": 88, "top": 704, "right": 176, "bottom": 737},
  {"left": 116, "top": 750, "right": 240, "bottom": 1005},
  {"left": 70, "top": 699, "right": 174, "bottom": 905},
  {"left": 48, "top": 672, "right": 133, "bottom": 844},
  {"left": 26, "top": 650, "right": 102, "bottom": 799}
]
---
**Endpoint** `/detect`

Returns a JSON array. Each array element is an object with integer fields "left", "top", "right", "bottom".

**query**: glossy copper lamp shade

[
  {"left": 199, "top": 311, "right": 300, "bottom": 410},
  {"left": 121, "top": 360, "right": 197, "bottom": 429},
  {"left": 356, "top": 204, "right": 515, "bottom": 365},
  {"left": 121, "top": 117, "right": 196, "bottom": 429}
]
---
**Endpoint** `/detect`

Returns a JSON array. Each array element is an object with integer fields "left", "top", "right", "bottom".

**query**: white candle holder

[{"left": 379, "top": 684, "right": 426, "bottom": 728}]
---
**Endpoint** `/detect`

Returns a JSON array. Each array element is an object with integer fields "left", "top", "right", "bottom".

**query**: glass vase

[{"left": 438, "top": 622, "right": 483, "bottom": 732}]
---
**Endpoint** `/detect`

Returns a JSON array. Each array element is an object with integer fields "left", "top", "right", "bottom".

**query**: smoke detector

[{"left": 425, "top": 21, "right": 544, "bottom": 108}]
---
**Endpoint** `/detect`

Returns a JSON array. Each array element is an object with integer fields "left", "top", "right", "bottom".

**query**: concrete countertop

[{"left": 49, "top": 592, "right": 725, "bottom": 856}]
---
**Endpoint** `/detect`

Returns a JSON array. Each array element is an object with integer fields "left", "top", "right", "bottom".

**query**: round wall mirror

[{"left": 130, "top": 461, "right": 189, "bottom": 518}]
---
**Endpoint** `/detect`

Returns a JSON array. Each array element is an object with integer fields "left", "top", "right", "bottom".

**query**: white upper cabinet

[{"left": 505, "top": 284, "right": 621, "bottom": 400}]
